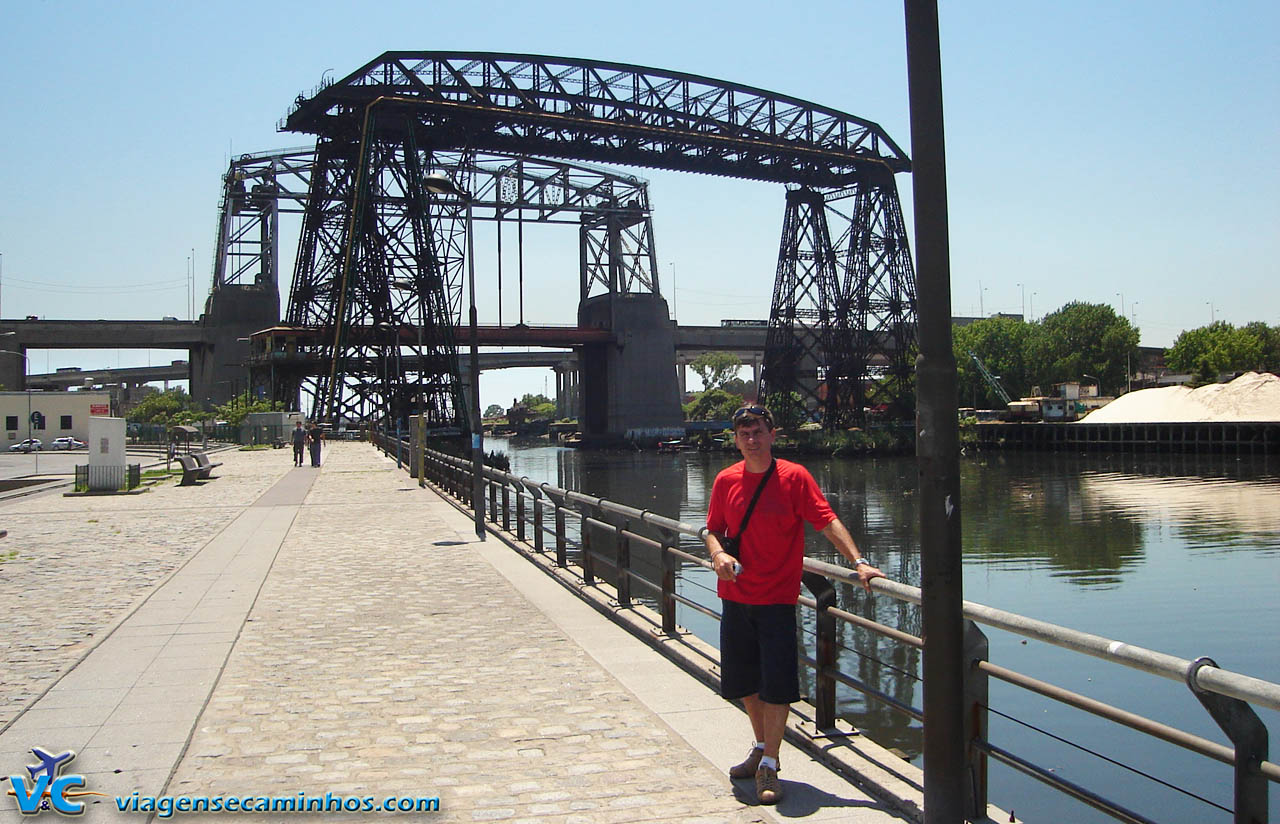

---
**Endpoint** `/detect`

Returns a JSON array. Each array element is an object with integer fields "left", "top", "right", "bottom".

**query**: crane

[{"left": 968, "top": 351, "right": 1012, "bottom": 406}]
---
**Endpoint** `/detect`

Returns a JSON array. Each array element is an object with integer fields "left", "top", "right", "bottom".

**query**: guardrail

[{"left": 375, "top": 430, "right": 1276, "bottom": 824}]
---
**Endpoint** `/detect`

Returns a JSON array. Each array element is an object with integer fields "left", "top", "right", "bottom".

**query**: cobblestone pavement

[
  {"left": 0, "top": 448, "right": 291, "bottom": 727},
  {"left": 152, "top": 444, "right": 770, "bottom": 823}
]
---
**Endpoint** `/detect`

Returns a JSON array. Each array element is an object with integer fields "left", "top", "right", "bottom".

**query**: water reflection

[{"left": 487, "top": 438, "right": 1279, "bottom": 822}]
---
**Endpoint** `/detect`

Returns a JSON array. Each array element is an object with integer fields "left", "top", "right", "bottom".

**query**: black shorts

[{"left": 719, "top": 600, "right": 800, "bottom": 705}]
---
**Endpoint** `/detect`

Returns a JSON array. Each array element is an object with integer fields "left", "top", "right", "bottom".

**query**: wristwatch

[{"left": 853, "top": 557, "right": 871, "bottom": 568}]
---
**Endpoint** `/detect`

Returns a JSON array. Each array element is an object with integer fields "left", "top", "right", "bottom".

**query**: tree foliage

[
  {"left": 950, "top": 302, "right": 1139, "bottom": 407},
  {"left": 483, "top": 404, "right": 505, "bottom": 418},
  {"left": 683, "top": 388, "right": 745, "bottom": 422},
  {"left": 126, "top": 389, "right": 201, "bottom": 426},
  {"left": 213, "top": 394, "right": 282, "bottom": 427},
  {"left": 953, "top": 316, "right": 1036, "bottom": 408},
  {"left": 1030, "top": 302, "right": 1138, "bottom": 395},
  {"left": 1165, "top": 321, "right": 1265, "bottom": 380},
  {"left": 690, "top": 352, "right": 742, "bottom": 393}
]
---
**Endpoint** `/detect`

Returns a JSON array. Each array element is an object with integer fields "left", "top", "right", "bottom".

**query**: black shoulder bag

[{"left": 716, "top": 459, "right": 776, "bottom": 559}]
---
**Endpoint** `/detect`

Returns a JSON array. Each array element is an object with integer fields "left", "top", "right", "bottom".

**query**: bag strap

[{"left": 733, "top": 459, "right": 776, "bottom": 540}]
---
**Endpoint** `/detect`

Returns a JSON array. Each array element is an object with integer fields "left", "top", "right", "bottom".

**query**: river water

[{"left": 486, "top": 436, "right": 1279, "bottom": 823}]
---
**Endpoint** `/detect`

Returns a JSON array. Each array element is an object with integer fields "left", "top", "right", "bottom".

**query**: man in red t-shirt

[{"left": 704, "top": 404, "right": 884, "bottom": 805}]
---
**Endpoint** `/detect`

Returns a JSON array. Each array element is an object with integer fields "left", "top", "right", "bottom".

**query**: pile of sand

[{"left": 1079, "top": 371, "right": 1280, "bottom": 423}]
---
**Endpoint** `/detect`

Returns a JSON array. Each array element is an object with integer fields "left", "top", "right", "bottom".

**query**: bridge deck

[{"left": 0, "top": 444, "right": 921, "bottom": 823}]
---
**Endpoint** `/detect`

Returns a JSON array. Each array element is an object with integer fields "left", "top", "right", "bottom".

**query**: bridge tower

[
  {"left": 285, "top": 121, "right": 467, "bottom": 431},
  {"left": 190, "top": 156, "right": 285, "bottom": 408},
  {"left": 761, "top": 177, "right": 918, "bottom": 428},
  {"left": 761, "top": 188, "right": 849, "bottom": 428},
  {"left": 841, "top": 170, "right": 918, "bottom": 421}
]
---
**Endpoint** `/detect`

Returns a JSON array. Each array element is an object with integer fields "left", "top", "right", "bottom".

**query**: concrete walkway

[{"left": 0, "top": 443, "right": 915, "bottom": 823}]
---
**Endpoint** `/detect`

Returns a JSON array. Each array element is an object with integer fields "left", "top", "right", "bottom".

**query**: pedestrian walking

[
  {"left": 704, "top": 404, "right": 886, "bottom": 805},
  {"left": 307, "top": 422, "right": 324, "bottom": 467},
  {"left": 290, "top": 421, "right": 307, "bottom": 467}
]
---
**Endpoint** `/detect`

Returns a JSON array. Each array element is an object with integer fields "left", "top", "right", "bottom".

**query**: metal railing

[{"left": 375, "top": 431, "right": 1277, "bottom": 824}]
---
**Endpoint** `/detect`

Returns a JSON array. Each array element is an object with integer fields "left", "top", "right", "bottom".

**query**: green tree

[
  {"left": 1242, "top": 322, "right": 1280, "bottom": 371},
  {"left": 682, "top": 388, "right": 745, "bottom": 421},
  {"left": 213, "top": 394, "right": 282, "bottom": 427},
  {"left": 1029, "top": 302, "right": 1139, "bottom": 395},
  {"left": 1166, "top": 322, "right": 1263, "bottom": 379},
  {"left": 690, "top": 352, "right": 742, "bottom": 392},
  {"left": 483, "top": 403, "right": 505, "bottom": 418},
  {"left": 126, "top": 388, "right": 199, "bottom": 426},
  {"left": 519, "top": 393, "right": 553, "bottom": 408},
  {"left": 953, "top": 316, "right": 1036, "bottom": 407}
]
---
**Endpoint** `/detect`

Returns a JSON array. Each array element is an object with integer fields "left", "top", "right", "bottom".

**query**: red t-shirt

[{"left": 706, "top": 458, "right": 835, "bottom": 605}]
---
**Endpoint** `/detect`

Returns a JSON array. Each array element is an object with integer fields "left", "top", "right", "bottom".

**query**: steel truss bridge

[{"left": 238, "top": 51, "right": 918, "bottom": 431}]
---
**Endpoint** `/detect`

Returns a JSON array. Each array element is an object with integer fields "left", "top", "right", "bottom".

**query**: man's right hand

[{"left": 711, "top": 551, "right": 738, "bottom": 581}]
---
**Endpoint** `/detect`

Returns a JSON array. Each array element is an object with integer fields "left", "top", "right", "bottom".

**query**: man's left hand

[{"left": 854, "top": 563, "right": 885, "bottom": 592}]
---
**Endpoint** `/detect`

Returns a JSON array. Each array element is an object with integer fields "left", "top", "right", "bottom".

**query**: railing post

[
  {"left": 1187, "top": 657, "right": 1269, "bottom": 824},
  {"left": 616, "top": 519, "right": 631, "bottom": 607},
  {"left": 963, "top": 619, "right": 990, "bottom": 820},
  {"left": 516, "top": 483, "right": 526, "bottom": 543},
  {"left": 581, "top": 510, "right": 595, "bottom": 585},
  {"left": 502, "top": 482, "right": 511, "bottom": 532},
  {"left": 802, "top": 571, "right": 837, "bottom": 731},
  {"left": 555, "top": 505, "right": 567, "bottom": 568},
  {"left": 532, "top": 488, "right": 544, "bottom": 553},
  {"left": 416, "top": 417, "right": 425, "bottom": 487},
  {"left": 488, "top": 480, "right": 497, "bottom": 524},
  {"left": 659, "top": 528, "right": 678, "bottom": 635}
]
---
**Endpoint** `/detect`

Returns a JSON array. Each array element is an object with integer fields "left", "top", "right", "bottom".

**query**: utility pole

[{"left": 904, "top": 1, "right": 967, "bottom": 820}]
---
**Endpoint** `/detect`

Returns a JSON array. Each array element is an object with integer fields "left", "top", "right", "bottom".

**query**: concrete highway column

[
  {"left": 751, "top": 357, "right": 761, "bottom": 395},
  {"left": 554, "top": 366, "right": 565, "bottom": 418},
  {"left": 678, "top": 361, "right": 687, "bottom": 396}
]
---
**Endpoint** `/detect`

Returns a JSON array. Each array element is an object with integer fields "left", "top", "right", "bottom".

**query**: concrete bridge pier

[
  {"left": 577, "top": 293, "right": 682, "bottom": 442},
  {"left": 189, "top": 284, "right": 279, "bottom": 408},
  {"left": 0, "top": 345, "right": 28, "bottom": 391}
]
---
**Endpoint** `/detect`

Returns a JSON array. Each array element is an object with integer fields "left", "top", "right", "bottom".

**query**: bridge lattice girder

[
  {"left": 218, "top": 148, "right": 661, "bottom": 315},
  {"left": 282, "top": 52, "right": 910, "bottom": 187}
]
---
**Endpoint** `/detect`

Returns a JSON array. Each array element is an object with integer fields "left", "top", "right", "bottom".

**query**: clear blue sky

[{"left": 2, "top": 1, "right": 1275, "bottom": 405}]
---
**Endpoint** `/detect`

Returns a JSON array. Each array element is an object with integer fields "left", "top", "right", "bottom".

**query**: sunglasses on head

[{"left": 732, "top": 405, "right": 772, "bottom": 425}]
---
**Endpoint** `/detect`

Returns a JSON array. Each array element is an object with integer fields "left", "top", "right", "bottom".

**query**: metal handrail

[{"left": 387, "top": 433, "right": 1277, "bottom": 822}]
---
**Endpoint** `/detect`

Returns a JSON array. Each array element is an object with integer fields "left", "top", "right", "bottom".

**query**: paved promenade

[{"left": 0, "top": 443, "right": 915, "bottom": 823}]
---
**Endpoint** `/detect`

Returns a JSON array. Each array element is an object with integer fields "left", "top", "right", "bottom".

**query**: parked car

[
  {"left": 9, "top": 438, "right": 42, "bottom": 452},
  {"left": 49, "top": 437, "right": 87, "bottom": 450}
]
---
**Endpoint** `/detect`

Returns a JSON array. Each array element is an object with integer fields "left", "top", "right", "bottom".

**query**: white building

[{"left": 1, "top": 390, "right": 114, "bottom": 446}]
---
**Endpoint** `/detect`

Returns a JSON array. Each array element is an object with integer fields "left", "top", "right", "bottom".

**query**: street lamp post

[{"left": 424, "top": 172, "right": 484, "bottom": 540}]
